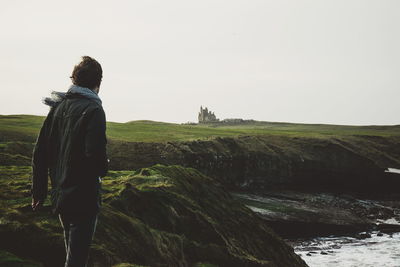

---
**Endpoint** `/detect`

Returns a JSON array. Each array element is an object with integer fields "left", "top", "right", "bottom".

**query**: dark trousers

[{"left": 59, "top": 212, "right": 98, "bottom": 267}]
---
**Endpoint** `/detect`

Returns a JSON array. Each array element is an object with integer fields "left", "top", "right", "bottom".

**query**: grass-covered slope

[
  {"left": 0, "top": 165, "right": 307, "bottom": 267},
  {"left": 1, "top": 115, "right": 399, "bottom": 144}
]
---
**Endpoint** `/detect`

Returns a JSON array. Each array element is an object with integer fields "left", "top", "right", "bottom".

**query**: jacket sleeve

[
  {"left": 31, "top": 113, "right": 51, "bottom": 201},
  {"left": 85, "top": 107, "right": 108, "bottom": 177}
]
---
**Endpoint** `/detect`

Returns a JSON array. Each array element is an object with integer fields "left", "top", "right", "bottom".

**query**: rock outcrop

[
  {"left": 107, "top": 135, "right": 400, "bottom": 193},
  {"left": 233, "top": 191, "right": 400, "bottom": 238},
  {"left": 0, "top": 165, "right": 307, "bottom": 267}
]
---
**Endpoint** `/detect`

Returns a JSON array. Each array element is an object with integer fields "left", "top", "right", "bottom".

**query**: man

[{"left": 31, "top": 56, "right": 108, "bottom": 267}]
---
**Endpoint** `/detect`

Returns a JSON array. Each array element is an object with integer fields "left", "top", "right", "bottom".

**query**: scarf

[{"left": 43, "top": 85, "right": 102, "bottom": 107}]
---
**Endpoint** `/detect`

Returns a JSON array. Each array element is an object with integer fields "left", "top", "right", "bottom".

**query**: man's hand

[{"left": 31, "top": 198, "right": 43, "bottom": 211}]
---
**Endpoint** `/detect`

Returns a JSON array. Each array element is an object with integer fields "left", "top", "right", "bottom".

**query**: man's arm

[
  {"left": 31, "top": 113, "right": 51, "bottom": 210},
  {"left": 85, "top": 107, "right": 108, "bottom": 178}
]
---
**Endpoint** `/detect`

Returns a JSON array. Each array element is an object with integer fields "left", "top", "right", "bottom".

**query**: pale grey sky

[{"left": 0, "top": 0, "right": 399, "bottom": 125}]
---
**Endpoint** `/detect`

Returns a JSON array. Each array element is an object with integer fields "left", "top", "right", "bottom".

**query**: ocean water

[{"left": 293, "top": 232, "right": 400, "bottom": 267}]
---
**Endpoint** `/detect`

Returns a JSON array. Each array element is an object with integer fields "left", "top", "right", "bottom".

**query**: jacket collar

[{"left": 43, "top": 85, "right": 102, "bottom": 107}]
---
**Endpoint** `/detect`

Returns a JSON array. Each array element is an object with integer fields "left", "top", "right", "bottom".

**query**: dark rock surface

[
  {"left": 106, "top": 135, "right": 400, "bottom": 238},
  {"left": 232, "top": 190, "right": 400, "bottom": 238},
  {"left": 0, "top": 165, "right": 307, "bottom": 267},
  {"left": 107, "top": 135, "right": 400, "bottom": 193}
]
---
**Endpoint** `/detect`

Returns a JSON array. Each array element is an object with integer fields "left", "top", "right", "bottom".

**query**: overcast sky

[{"left": 0, "top": 0, "right": 399, "bottom": 125}]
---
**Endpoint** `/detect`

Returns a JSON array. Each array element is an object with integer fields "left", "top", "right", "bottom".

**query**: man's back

[{"left": 32, "top": 91, "right": 108, "bottom": 215}]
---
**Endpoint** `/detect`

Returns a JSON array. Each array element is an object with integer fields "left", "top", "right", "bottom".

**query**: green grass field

[{"left": 1, "top": 114, "right": 399, "bottom": 143}]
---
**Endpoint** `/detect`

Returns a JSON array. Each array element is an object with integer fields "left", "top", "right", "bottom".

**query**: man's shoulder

[{"left": 55, "top": 96, "right": 103, "bottom": 116}]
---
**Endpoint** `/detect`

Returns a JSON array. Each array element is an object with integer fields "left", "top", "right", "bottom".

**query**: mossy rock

[
  {"left": 112, "top": 264, "right": 149, "bottom": 267},
  {"left": 0, "top": 250, "right": 43, "bottom": 267},
  {"left": 193, "top": 263, "right": 219, "bottom": 267},
  {"left": 0, "top": 165, "right": 306, "bottom": 267},
  {"left": 0, "top": 152, "right": 31, "bottom": 166}
]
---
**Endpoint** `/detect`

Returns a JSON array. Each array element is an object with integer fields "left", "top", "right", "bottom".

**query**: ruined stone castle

[
  {"left": 198, "top": 106, "right": 219, "bottom": 123},
  {"left": 194, "top": 106, "right": 252, "bottom": 125}
]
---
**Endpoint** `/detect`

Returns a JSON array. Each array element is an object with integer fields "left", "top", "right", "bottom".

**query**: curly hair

[{"left": 70, "top": 56, "right": 102, "bottom": 90}]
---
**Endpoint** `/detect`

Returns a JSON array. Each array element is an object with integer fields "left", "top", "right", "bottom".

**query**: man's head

[{"left": 70, "top": 56, "right": 102, "bottom": 92}]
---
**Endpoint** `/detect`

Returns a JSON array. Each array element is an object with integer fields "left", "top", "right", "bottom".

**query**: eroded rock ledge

[
  {"left": 106, "top": 135, "right": 400, "bottom": 239},
  {"left": 0, "top": 165, "right": 307, "bottom": 267},
  {"left": 108, "top": 135, "right": 400, "bottom": 193}
]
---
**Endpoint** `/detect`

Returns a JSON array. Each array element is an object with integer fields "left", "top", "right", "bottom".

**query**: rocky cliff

[
  {"left": 0, "top": 165, "right": 307, "bottom": 267},
  {"left": 2, "top": 127, "right": 400, "bottom": 240},
  {"left": 102, "top": 135, "right": 400, "bottom": 239},
  {"left": 108, "top": 135, "right": 400, "bottom": 193}
]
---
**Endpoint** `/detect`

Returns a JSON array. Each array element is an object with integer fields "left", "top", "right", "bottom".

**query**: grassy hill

[{"left": 1, "top": 114, "right": 399, "bottom": 143}]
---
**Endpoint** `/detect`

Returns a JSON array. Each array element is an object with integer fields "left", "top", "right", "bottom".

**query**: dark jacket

[{"left": 31, "top": 92, "right": 108, "bottom": 215}]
